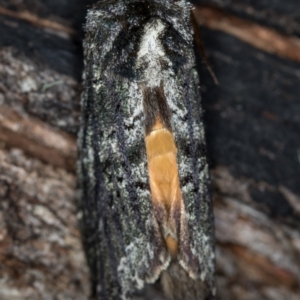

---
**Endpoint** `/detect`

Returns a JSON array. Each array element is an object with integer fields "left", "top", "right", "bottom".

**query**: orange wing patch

[{"left": 145, "top": 118, "right": 184, "bottom": 257}]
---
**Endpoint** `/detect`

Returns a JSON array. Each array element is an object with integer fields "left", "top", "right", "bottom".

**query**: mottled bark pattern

[{"left": 1, "top": 0, "right": 300, "bottom": 299}]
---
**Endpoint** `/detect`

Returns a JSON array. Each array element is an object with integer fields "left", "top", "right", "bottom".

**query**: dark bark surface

[
  {"left": 0, "top": 1, "right": 299, "bottom": 299},
  {"left": 195, "top": 0, "right": 300, "bottom": 36}
]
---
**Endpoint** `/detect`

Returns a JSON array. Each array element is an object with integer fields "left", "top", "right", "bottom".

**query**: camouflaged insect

[{"left": 78, "top": 0, "right": 216, "bottom": 299}]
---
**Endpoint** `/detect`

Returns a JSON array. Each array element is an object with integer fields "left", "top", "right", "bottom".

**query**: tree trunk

[{"left": 0, "top": 0, "right": 299, "bottom": 299}]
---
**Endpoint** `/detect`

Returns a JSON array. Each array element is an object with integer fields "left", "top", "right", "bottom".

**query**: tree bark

[{"left": 0, "top": 1, "right": 299, "bottom": 299}]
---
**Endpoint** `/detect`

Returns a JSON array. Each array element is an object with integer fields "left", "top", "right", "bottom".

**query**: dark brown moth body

[
  {"left": 142, "top": 83, "right": 184, "bottom": 259},
  {"left": 79, "top": 0, "right": 216, "bottom": 299}
]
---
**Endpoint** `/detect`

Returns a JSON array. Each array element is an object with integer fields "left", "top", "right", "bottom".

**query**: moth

[{"left": 78, "top": 0, "right": 215, "bottom": 299}]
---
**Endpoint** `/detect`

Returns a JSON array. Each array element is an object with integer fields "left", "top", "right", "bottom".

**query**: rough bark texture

[{"left": 0, "top": 0, "right": 299, "bottom": 300}]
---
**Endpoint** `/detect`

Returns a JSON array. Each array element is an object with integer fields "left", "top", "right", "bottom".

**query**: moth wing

[
  {"left": 166, "top": 66, "right": 216, "bottom": 294},
  {"left": 78, "top": 3, "right": 170, "bottom": 299}
]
